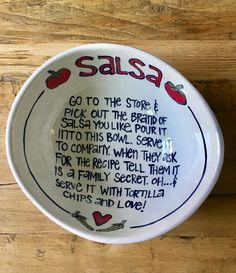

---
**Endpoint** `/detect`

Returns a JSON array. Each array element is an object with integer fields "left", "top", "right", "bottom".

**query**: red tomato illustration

[
  {"left": 46, "top": 68, "right": 71, "bottom": 89},
  {"left": 165, "top": 81, "right": 187, "bottom": 105}
]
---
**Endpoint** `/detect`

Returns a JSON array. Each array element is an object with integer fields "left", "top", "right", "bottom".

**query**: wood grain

[
  {"left": 0, "top": 0, "right": 236, "bottom": 272},
  {"left": 0, "top": 0, "right": 235, "bottom": 42},
  {"left": 1, "top": 235, "right": 236, "bottom": 273}
]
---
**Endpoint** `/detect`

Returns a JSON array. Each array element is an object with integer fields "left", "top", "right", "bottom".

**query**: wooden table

[{"left": 0, "top": 1, "right": 235, "bottom": 272}]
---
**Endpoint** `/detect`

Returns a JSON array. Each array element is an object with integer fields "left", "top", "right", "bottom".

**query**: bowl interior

[{"left": 7, "top": 44, "right": 223, "bottom": 243}]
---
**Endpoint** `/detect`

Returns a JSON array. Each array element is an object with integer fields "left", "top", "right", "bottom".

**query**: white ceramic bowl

[{"left": 6, "top": 44, "right": 224, "bottom": 244}]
